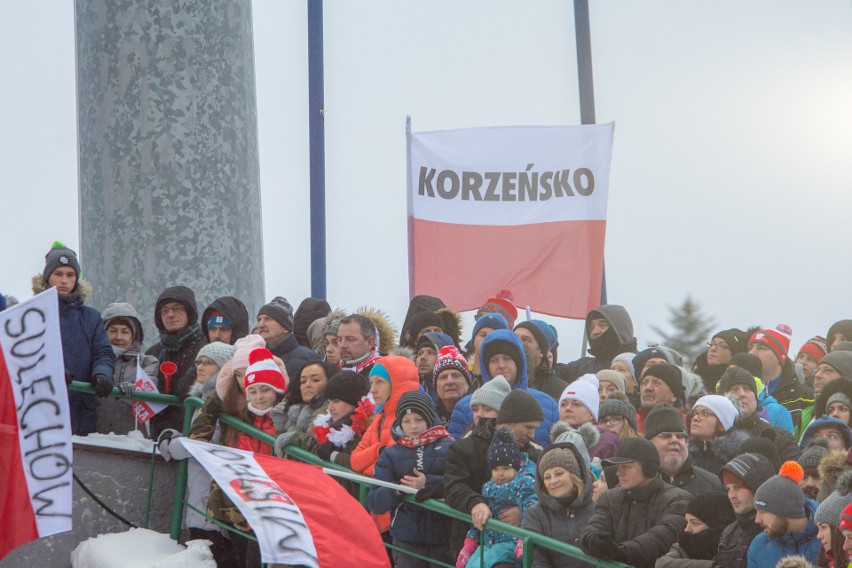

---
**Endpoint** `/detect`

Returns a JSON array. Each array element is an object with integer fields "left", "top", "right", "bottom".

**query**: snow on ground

[
  {"left": 73, "top": 430, "right": 158, "bottom": 454},
  {"left": 70, "top": 528, "right": 214, "bottom": 568}
]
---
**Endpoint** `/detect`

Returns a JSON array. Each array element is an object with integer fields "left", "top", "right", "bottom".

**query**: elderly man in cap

[
  {"left": 256, "top": 296, "right": 320, "bottom": 380},
  {"left": 636, "top": 363, "right": 686, "bottom": 434},
  {"left": 643, "top": 403, "right": 722, "bottom": 495},
  {"left": 579, "top": 437, "right": 690, "bottom": 567},
  {"left": 747, "top": 461, "right": 820, "bottom": 567}
]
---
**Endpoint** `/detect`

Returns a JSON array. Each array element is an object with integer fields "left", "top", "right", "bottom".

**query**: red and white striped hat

[{"left": 244, "top": 348, "right": 286, "bottom": 394}]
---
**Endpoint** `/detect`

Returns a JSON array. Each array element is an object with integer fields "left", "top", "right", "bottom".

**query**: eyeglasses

[
  {"left": 656, "top": 432, "right": 687, "bottom": 441},
  {"left": 160, "top": 304, "right": 186, "bottom": 315},
  {"left": 690, "top": 409, "right": 714, "bottom": 421},
  {"left": 196, "top": 358, "right": 217, "bottom": 367},
  {"left": 601, "top": 416, "right": 624, "bottom": 426},
  {"left": 707, "top": 341, "right": 730, "bottom": 351}
]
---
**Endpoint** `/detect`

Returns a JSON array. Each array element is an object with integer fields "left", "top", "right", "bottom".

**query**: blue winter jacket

[
  {"left": 365, "top": 428, "right": 453, "bottom": 546},
  {"left": 746, "top": 499, "right": 820, "bottom": 568},
  {"left": 758, "top": 392, "right": 794, "bottom": 433},
  {"left": 448, "top": 330, "right": 559, "bottom": 447}
]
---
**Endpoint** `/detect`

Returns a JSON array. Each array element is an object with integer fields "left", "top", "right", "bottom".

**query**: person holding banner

[
  {"left": 97, "top": 302, "right": 160, "bottom": 436},
  {"left": 34, "top": 242, "right": 115, "bottom": 435}
]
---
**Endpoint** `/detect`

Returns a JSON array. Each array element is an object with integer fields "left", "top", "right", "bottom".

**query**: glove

[
  {"left": 65, "top": 368, "right": 74, "bottom": 385},
  {"left": 90, "top": 374, "right": 114, "bottom": 398},
  {"left": 585, "top": 535, "right": 621, "bottom": 561},
  {"left": 316, "top": 444, "right": 335, "bottom": 462},
  {"left": 157, "top": 429, "right": 186, "bottom": 462},
  {"left": 117, "top": 382, "right": 136, "bottom": 398},
  {"left": 456, "top": 538, "right": 478, "bottom": 568},
  {"left": 270, "top": 400, "right": 289, "bottom": 433},
  {"left": 274, "top": 432, "right": 296, "bottom": 457},
  {"left": 415, "top": 484, "right": 440, "bottom": 503}
]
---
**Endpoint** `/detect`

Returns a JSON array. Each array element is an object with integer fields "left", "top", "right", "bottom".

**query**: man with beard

[
  {"left": 414, "top": 331, "right": 454, "bottom": 400},
  {"left": 644, "top": 403, "right": 722, "bottom": 495},
  {"left": 657, "top": 493, "right": 736, "bottom": 566},
  {"left": 748, "top": 461, "right": 821, "bottom": 567},
  {"left": 797, "top": 441, "right": 829, "bottom": 501}
]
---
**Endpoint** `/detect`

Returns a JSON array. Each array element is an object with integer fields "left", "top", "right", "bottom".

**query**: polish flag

[
  {"left": 407, "top": 123, "right": 614, "bottom": 319},
  {"left": 132, "top": 359, "right": 167, "bottom": 424},
  {"left": 177, "top": 438, "right": 390, "bottom": 567},
  {"left": 0, "top": 288, "right": 73, "bottom": 560}
]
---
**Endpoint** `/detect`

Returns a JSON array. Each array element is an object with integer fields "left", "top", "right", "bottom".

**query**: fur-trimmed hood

[
  {"left": 32, "top": 273, "right": 93, "bottom": 301},
  {"left": 818, "top": 449, "right": 851, "bottom": 502},
  {"left": 356, "top": 306, "right": 397, "bottom": 353},
  {"left": 189, "top": 374, "right": 219, "bottom": 401},
  {"left": 688, "top": 428, "right": 751, "bottom": 466},
  {"left": 102, "top": 302, "right": 146, "bottom": 345}
]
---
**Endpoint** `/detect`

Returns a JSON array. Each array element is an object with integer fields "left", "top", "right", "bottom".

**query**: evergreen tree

[{"left": 651, "top": 296, "right": 717, "bottom": 364}]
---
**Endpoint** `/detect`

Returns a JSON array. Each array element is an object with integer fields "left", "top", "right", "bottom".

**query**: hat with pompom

[
  {"left": 43, "top": 241, "right": 81, "bottom": 284},
  {"left": 753, "top": 461, "right": 807, "bottom": 518},
  {"left": 749, "top": 324, "right": 793, "bottom": 366},
  {"left": 244, "top": 348, "right": 287, "bottom": 394},
  {"left": 488, "top": 425, "right": 521, "bottom": 471}
]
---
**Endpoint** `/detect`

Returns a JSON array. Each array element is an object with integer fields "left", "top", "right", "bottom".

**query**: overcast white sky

[{"left": 2, "top": 1, "right": 852, "bottom": 359}]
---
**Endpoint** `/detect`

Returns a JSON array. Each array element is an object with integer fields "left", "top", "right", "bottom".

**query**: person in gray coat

[
  {"left": 524, "top": 422, "right": 599, "bottom": 567},
  {"left": 98, "top": 302, "right": 159, "bottom": 436}
]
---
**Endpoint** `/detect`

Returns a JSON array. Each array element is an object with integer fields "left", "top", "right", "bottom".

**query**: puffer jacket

[
  {"left": 365, "top": 427, "right": 453, "bottom": 546},
  {"left": 713, "top": 509, "right": 762, "bottom": 568},
  {"left": 688, "top": 429, "right": 751, "bottom": 477},
  {"left": 33, "top": 276, "right": 115, "bottom": 435},
  {"left": 580, "top": 476, "right": 690, "bottom": 568},
  {"left": 756, "top": 392, "right": 794, "bottom": 433},
  {"left": 448, "top": 330, "right": 559, "bottom": 447},
  {"left": 524, "top": 440, "right": 596, "bottom": 568},
  {"left": 746, "top": 498, "right": 820, "bottom": 568},
  {"left": 98, "top": 302, "right": 159, "bottom": 436},
  {"left": 200, "top": 296, "right": 249, "bottom": 344},
  {"left": 350, "top": 356, "right": 421, "bottom": 476},
  {"left": 561, "top": 305, "right": 638, "bottom": 382}
]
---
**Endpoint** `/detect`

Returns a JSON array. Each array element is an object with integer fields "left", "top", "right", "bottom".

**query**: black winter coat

[
  {"left": 562, "top": 305, "right": 638, "bottom": 383},
  {"left": 713, "top": 510, "right": 762, "bottom": 568},
  {"left": 660, "top": 458, "right": 723, "bottom": 496},
  {"left": 267, "top": 334, "right": 321, "bottom": 384},
  {"left": 529, "top": 367, "right": 570, "bottom": 402},
  {"left": 733, "top": 412, "right": 800, "bottom": 462}
]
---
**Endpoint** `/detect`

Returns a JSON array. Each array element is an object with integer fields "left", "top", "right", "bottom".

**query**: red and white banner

[
  {"left": 177, "top": 438, "right": 390, "bottom": 568},
  {"left": 0, "top": 288, "right": 73, "bottom": 560},
  {"left": 407, "top": 123, "right": 614, "bottom": 319},
  {"left": 132, "top": 359, "right": 166, "bottom": 424}
]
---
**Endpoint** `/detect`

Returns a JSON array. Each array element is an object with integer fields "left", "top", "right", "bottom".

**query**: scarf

[
  {"left": 396, "top": 425, "right": 452, "bottom": 449},
  {"left": 341, "top": 347, "right": 381, "bottom": 375},
  {"left": 160, "top": 323, "right": 203, "bottom": 353},
  {"left": 312, "top": 396, "right": 375, "bottom": 448}
]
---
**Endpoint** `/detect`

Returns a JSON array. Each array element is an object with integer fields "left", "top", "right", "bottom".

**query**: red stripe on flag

[
  {"left": 412, "top": 218, "right": 606, "bottom": 319},
  {"left": 253, "top": 454, "right": 390, "bottom": 568},
  {"left": 0, "top": 347, "right": 39, "bottom": 560}
]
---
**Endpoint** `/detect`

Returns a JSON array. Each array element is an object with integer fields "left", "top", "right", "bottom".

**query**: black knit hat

[
  {"left": 643, "top": 403, "right": 686, "bottom": 440},
  {"left": 718, "top": 366, "right": 758, "bottom": 396},
  {"left": 730, "top": 353, "right": 763, "bottom": 380},
  {"left": 713, "top": 328, "right": 751, "bottom": 355},
  {"left": 324, "top": 370, "right": 369, "bottom": 407},
  {"left": 488, "top": 426, "right": 521, "bottom": 471},
  {"left": 739, "top": 437, "right": 781, "bottom": 472},
  {"left": 642, "top": 363, "right": 684, "bottom": 401},
  {"left": 394, "top": 391, "right": 438, "bottom": 429},
  {"left": 721, "top": 453, "right": 776, "bottom": 493},
  {"left": 686, "top": 493, "right": 736, "bottom": 531},
  {"left": 603, "top": 437, "right": 660, "bottom": 468},
  {"left": 258, "top": 296, "right": 295, "bottom": 332},
  {"left": 483, "top": 338, "right": 524, "bottom": 378},
  {"left": 497, "top": 389, "right": 544, "bottom": 424},
  {"left": 634, "top": 348, "right": 672, "bottom": 379}
]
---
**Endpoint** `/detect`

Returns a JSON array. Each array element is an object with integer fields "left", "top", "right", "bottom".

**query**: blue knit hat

[
  {"left": 488, "top": 425, "right": 521, "bottom": 471},
  {"left": 472, "top": 313, "right": 509, "bottom": 339}
]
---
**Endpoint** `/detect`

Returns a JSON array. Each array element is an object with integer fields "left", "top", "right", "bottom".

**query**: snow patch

[
  {"left": 70, "top": 528, "right": 215, "bottom": 568},
  {"left": 73, "top": 430, "right": 157, "bottom": 454}
]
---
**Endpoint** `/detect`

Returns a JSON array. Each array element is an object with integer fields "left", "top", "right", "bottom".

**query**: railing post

[{"left": 168, "top": 400, "right": 195, "bottom": 540}]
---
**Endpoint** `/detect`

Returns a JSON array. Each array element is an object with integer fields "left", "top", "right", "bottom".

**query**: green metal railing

[{"left": 71, "top": 382, "right": 628, "bottom": 567}]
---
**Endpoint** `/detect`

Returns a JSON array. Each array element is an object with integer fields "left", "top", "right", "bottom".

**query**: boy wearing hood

[
  {"left": 200, "top": 296, "right": 249, "bottom": 345},
  {"left": 561, "top": 304, "right": 638, "bottom": 383}
]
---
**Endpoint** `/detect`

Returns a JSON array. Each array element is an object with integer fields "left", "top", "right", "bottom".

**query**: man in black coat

[
  {"left": 256, "top": 296, "right": 320, "bottom": 381},
  {"left": 200, "top": 296, "right": 249, "bottom": 345}
]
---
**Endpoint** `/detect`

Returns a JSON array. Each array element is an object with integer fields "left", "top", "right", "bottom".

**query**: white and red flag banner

[
  {"left": 407, "top": 123, "right": 614, "bottom": 319},
  {"left": 177, "top": 438, "right": 390, "bottom": 568},
  {"left": 132, "top": 359, "right": 166, "bottom": 424},
  {"left": 0, "top": 288, "right": 73, "bottom": 560}
]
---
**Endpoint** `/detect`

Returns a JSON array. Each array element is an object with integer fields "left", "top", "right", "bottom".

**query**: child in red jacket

[{"left": 235, "top": 348, "right": 288, "bottom": 454}]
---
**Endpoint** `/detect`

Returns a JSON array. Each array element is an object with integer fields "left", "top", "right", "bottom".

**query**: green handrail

[{"left": 70, "top": 383, "right": 629, "bottom": 567}]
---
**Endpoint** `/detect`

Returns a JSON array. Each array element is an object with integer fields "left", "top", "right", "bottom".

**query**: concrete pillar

[{"left": 75, "top": 0, "right": 264, "bottom": 340}]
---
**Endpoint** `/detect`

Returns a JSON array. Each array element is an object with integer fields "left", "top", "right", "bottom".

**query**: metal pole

[
  {"left": 308, "top": 0, "right": 327, "bottom": 299},
  {"left": 573, "top": 0, "right": 596, "bottom": 125}
]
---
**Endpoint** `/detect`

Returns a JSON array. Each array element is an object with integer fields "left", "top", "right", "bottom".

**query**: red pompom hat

[{"left": 244, "top": 348, "right": 286, "bottom": 394}]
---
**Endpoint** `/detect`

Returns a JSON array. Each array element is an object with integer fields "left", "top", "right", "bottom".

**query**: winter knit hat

[
  {"left": 597, "top": 369, "right": 626, "bottom": 393},
  {"left": 612, "top": 352, "right": 636, "bottom": 379},
  {"left": 692, "top": 395, "right": 739, "bottom": 431},
  {"left": 515, "top": 320, "right": 558, "bottom": 355},
  {"left": 471, "top": 376, "right": 512, "bottom": 411},
  {"left": 739, "top": 438, "right": 781, "bottom": 472},
  {"left": 717, "top": 366, "right": 758, "bottom": 395},
  {"left": 754, "top": 461, "right": 807, "bottom": 519},
  {"left": 549, "top": 421, "right": 597, "bottom": 469},
  {"left": 749, "top": 325, "right": 793, "bottom": 366},
  {"left": 232, "top": 334, "right": 266, "bottom": 370},
  {"left": 395, "top": 391, "right": 438, "bottom": 429},
  {"left": 433, "top": 345, "right": 471, "bottom": 385},
  {"left": 196, "top": 342, "right": 237, "bottom": 369},
  {"left": 799, "top": 336, "right": 828, "bottom": 365},
  {"left": 477, "top": 295, "right": 518, "bottom": 330},
  {"left": 43, "top": 241, "right": 81, "bottom": 283},
  {"left": 634, "top": 348, "right": 673, "bottom": 378},
  {"left": 730, "top": 353, "right": 764, "bottom": 380},
  {"left": 797, "top": 438, "right": 829, "bottom": 470},
  {"left": 840, "top": 500, "right": 852, "bottom": 531},
  {"left": 828, "top": 321, "right": 852, "bottom": 352},
  {"left": 206, "top": 312, "right": 232, "bottom": 330},
  {"left": 488, "top": 425, "right": 521, "bottom": 471},
  {"left": 471, "top": 313, "right": 509, "bottom": 341},
  {"left": 827, "top": 391, "right": 852, "bottom": 409},
  {"left": 482, "top": 337, "right": 524, "bottom": 378},
  {"left": 599, "top": 397, "right": 638, "bottom": 432},
  {"left": 822, "top": 351, "right": 852, "bottom": 378},
  {"left": 324, "top": 370, "right": 370, "bottom": 407},
  {"left": 559, "top": 380, "right": 600, "bottom": 422},
  {"left": 369, "top": 361, "right": 392, "bottom": 383},
  {"left": 642, "top": 363, "right": 684, "bottom": 401},
  {"left": 538, "top": 445, "right": 582, "bottom": 478},
  {"left": 815, "top": 471, "right": 852, "bottom": 527},
  {"left": 258, "top": 296, "right": 295, "bottom": 332},
  {"left": 643, "top": 403, "right": 686, "bottom": 440},
  {"left": 497, "top": 389, "right": 544, "bottom": 424},
  {"left": 244, "top": 348, "right": 287, "bottom": 394},
  {"left": 721, "top": 453, "right": 777, "bottom": 493},
  {"left": 686, "top": 493, "right": 736, "bottom": 531},
  {"left": 712, "top": 328, "right": 751, "bottom": 355}
]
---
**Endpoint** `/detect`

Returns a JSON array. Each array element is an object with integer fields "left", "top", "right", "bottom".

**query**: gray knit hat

[
  {"left": 753, "top": 461, "right": 807, "bottom": 519},
  {"left": 815, "top": 470, "right": 852, "bottom": 527},
  {"left": 612, "top": 352, "right": 636, "bottom": 378},
  {"left": 798, "top": 438, "right": 830, "bottom": 470},
  {"left": 497, "top": 389, "right": 544, "bottom": 424},
  {"left": 599, "top": 397, "right": 637, "bottom": 432},
  {"left": 823, "top": 351, "right": 852, "bottom": 378},
  {"left": 43, "top": 242, "right": 81, "bottom": 284},
  {"left": 643, "top": 403, "right": 686, "bottom": 440},
  {"left": 721, "top": 453, "right": 776, "bottom": 493},
  {"left": 470, "top": 376, "right": 512, "bottom": 411},
  {"left": 597, "top": 369, "right": 626, "bottom": 393},
  {"left": 196, "top": 342, "right": 237, "bottom": 369},
  {"left": 538, "top": 445, "right": 581, "bottom": 478},
  {"left": 258, "top": 296, "right": 295, "bottom": 331},
  {"left": 828, "top": 391, "right": 852, "bottom": 410},
  {"left": 717, "top": 366, "right": 758, "bottom": 396}
]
